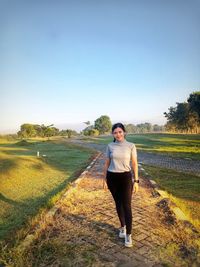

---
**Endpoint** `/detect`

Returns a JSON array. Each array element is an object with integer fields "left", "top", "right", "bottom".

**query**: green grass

[
  {"left": 142, "top": 164, "right": 200, "bottom": 229},
  {"left": 81, "top": 133, "right": 200, "bottom": 160},
  {"left": 127, "top": 133, "right": 200, "bottom": 160},
  {"left": 0, "top": 138, "right": 96, "bottom": 241}
]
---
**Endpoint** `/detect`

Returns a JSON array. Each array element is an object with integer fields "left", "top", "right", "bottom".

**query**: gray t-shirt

[{"left": 106, "top": 139, "right": 137, "bottom": 173}]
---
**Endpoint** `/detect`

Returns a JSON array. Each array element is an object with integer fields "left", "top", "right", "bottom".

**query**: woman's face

[{"left": 112, "top": 127, "right": 125, "bottom": 142}]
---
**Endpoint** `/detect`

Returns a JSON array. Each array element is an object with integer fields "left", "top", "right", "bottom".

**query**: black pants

[{"left": 106, "top": 170, "right": 133, "bottom": 235}]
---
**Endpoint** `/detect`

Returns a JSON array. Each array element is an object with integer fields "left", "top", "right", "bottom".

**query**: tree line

[
  {"left": 17, "top": 124, "right": 78, "bottom": 138},
  {"left": 15, "top": 117, "right": 165, "bottom": 139},
  {"left": 12, "top": 91, "right": 200, "bottom": 139},
  {"left": 164, "top": 91, "right": 200, "bottom": 133},
  {"left": 82, "top": 115, "right": 164, "bottom": 136}
]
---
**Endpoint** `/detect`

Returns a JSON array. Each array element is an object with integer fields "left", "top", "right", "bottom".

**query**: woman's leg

[
  {"left": 121, "top": 172, "right": 133, "bottom": 235},
  {"left": 106, "top": 172, "right": 125, "bottom": 227}
]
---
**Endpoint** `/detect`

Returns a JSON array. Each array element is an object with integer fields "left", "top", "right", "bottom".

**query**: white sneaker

[
  {"left": 125, "top": 234, "right": 133, "bottom": 247},
  {"left": 119, "top": 226, "right": 126, "bottom": 238}
]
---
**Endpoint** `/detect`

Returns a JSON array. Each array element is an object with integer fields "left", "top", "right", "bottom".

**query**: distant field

[
  {"left": 0, "top": 138, "right": 96, "bottom": 240},
  {"left": 82, "top": 133, "right": 200, "bottom": 160}
]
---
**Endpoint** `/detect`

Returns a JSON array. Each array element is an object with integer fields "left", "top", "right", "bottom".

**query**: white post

[{"left": 37, "top": 151, "right": 40, "bottom": 157}]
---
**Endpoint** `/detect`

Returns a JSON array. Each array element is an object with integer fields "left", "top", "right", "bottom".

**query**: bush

[
  {"left": 83, "top": 128, "right": 99, "bottom": 136},
  {"left": 89, "top": 129, "right": 99, "bottom": 136},
  {"left": 16, "top": 140, "right": 31, "bottom": 146}
]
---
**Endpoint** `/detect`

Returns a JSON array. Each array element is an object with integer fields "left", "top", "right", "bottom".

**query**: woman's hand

[
  {"left": 103, "top": 178, "right": 108, "bottom": 190},
  {"left": 133, "top": 182, "right": 139, "bottom": 193}
]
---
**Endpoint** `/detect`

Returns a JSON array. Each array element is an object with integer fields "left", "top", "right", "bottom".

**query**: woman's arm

[
  {"left": 104, "top": 158, "right": 111, "bottom": 178},
  {"left": 131, "top": 155, "right": 138, "bottom": 181},
  {"left": 131, "top": 152, "right": 139, "bottom": 193},
  {"left": 103, "top": 158, "right": 110, "bottom": 189}
]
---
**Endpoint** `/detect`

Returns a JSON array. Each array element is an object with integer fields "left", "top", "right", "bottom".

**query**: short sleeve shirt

[{"left": 106, "top": 139, "right": 137, "bottom": 172}]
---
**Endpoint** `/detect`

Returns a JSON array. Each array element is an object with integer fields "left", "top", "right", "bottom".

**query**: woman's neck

[{"left": 116, "top": 138, "right": 126, "bottom": 143}]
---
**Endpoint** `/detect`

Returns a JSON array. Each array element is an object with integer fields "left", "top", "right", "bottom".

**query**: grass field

[
  {"left": 0, "top": 138, "right": 96, "bottom": 241},
  {"left": 82, "top": 133, "right": 200, "bottom": 160},
  {"left": 142, "top": 164, "right": 200, "bottom": 230},
  {"left": 0, "top": 133, "right": 199, "bottom": 241}
]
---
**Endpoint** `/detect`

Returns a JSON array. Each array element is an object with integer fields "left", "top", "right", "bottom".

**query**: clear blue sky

[{"left": 1, "top": 0, "right": 200, "bottom": 133}]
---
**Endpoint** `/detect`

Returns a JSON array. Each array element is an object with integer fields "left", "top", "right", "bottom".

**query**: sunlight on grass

[
  {"left": 0, "top": 138, "right": 95, "bottom": 240},
  {"left": 143, "top": 164, "right": 200, "bottom": 230},
  {"left": 83, "top": 133, "right": 200, "bottom": 160}
]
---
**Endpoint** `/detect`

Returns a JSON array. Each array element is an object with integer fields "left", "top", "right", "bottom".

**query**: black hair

[{"left": 112, "top": 122, "right": 126, "bottom": 142}]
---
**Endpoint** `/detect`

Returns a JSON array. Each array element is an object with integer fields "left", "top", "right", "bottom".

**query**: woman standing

[{"left": 103, "top": 122, "right": 139, "bottom": 247}]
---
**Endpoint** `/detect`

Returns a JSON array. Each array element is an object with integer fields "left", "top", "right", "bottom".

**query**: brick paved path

[
  {"left": 70, "top": 141, "right": 200, "bottom": 175},
  {"left": 28, "top": 152, "right": 200, "bottom": 267}
]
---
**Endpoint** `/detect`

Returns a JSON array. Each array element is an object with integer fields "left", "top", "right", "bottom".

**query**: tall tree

[
  {"left": 187, "top": 92, "right": 200, "bottom": 133},
  {"left": 187, "top": 91, "right": 200, "bottom": 121},
  {"left": 94, "top": 115, "right": 112, "bottom": 134},
  {"left": 19, "top": 123, "right": 36, "bottom": 138},
  {"left": 164, "top": 91, "right": 200, "bottom": 133},
  {"left": 164, "top": 102, "right": 189, "bottom": 132}
]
